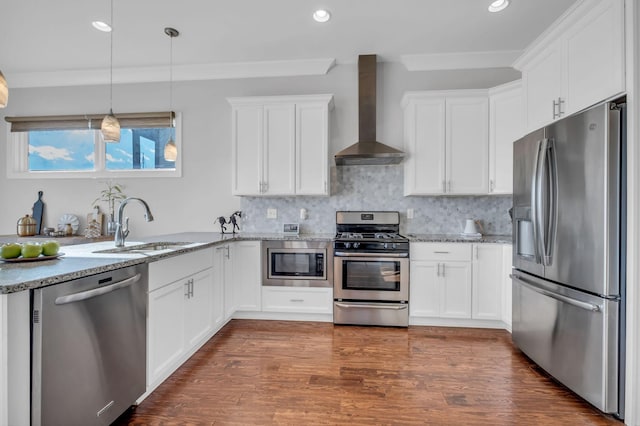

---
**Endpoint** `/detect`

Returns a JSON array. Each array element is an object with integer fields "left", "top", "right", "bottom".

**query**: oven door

[{"left": 334, "top": 253, "right": 409, "bottom": 302}]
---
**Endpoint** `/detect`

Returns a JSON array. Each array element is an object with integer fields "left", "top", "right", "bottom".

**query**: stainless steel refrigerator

[{"left": 511, "top": 99, "right": 626, "bottom": 418}]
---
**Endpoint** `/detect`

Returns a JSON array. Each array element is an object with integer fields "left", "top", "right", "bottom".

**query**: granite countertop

[
  {"left": 407, "top": 234, "right": 512, "bottom": 244},
  {"left": 1, "top": 231, "right": 509, "bottom": 294},
  {"left": 0, "top": 232, "right": 333, "bottom": 294}
]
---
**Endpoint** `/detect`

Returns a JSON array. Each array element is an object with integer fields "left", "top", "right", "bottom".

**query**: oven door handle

[
  {"left": 334, "top": 302, "right": 408, "bottom": 310},
  {"left": 334, "top": 251, "right": 409, "bottom": 258}
]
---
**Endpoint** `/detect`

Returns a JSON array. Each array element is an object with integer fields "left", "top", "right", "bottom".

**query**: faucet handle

[{"left": 123, "top": 217, "right": 130, "bottom": 238}]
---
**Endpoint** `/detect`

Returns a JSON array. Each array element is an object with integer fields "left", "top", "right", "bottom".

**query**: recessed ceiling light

[
  {"left": 488, "top": 0, "right": 510, "bottom": 12},
  {"left": 313, "top": 9, "right": 331, "bottom": 23},
  {"left": 92, "top": 20, "right": 112, "bottom": 32}
]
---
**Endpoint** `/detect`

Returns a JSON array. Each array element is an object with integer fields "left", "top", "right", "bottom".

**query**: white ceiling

[{"left": 0, "top": 0, "right": 577, "bottom": 87}]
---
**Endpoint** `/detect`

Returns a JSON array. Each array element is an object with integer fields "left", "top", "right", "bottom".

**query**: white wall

[{"left": 0, "top": 63, "right": 519, "bottom": 238}]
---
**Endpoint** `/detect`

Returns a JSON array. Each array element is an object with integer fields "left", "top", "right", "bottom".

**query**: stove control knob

[
  {"left": 344, "top": 242, "right": 351, "bottom": 249},
  {"left": 392, "top": 243, "right": 397, "bottom": 249},
  {"left": 353, "top": 242, "right": 360, "bottom": 249},
  {"left": 383, "top": 243, "right": 388, "bottom": 249}
]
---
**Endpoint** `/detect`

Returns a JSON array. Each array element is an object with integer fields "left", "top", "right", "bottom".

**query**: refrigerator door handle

[
  {"left": 510, "top": 274, "right": 601, "bottom": 312},
  {"left": 544, "top": 139, "right": 558, "bottom": 267},
  {"left": 531, "top": 141, "right": 542, "bottom": 263},
  {"left": 537, "top": 138, "right": 557, "bottom": 267}
]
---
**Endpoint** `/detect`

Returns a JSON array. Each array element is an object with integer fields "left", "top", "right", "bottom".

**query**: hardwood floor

[{"left": 115, "top": 320, "right": 622, "bottom": 425}]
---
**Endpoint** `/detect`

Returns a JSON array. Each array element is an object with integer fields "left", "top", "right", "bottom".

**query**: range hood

[{"left": 334, "top": 54, "right": 404, "bottom": 166}]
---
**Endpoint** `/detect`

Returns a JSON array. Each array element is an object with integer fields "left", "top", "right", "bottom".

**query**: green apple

[
  {"left": 1, "top": 243, "right": 22, "bottom": 259},
  {"left": 41, "top": 240, "right": 60, "bottom": 256},
  {"left": 21, "top": 242, "right": 43, "bottom": 258}
]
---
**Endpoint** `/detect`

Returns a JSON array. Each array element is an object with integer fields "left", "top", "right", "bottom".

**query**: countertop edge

[{"left": 1, "top": 232, "right": 510, "bottom": 294}]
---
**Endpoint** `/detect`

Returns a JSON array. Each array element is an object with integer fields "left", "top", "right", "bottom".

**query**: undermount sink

[{"left": 93, "top": 242, "right": 192, "bottom": 254}]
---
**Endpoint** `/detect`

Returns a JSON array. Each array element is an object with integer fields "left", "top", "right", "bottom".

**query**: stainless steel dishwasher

[{"left": 31, "top": 264, "right": 148, "bottom": 426}]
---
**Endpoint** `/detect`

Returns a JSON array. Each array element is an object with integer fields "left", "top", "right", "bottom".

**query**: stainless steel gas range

[{"left": 333, "top": 211, "right": 409, "bottom": 327}]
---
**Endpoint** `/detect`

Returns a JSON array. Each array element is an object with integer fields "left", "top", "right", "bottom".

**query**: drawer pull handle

[
  {"left": 433, "top": 251, "right": 450, "bottom": 254},
  {"left": 290, "top": 299, "right": 304, "bottom": 302}
]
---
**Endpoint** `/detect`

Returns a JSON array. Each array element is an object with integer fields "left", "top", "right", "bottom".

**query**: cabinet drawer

[
  {"left": 411, "top": 243, "right": 472, "bottom": 262},
  {"left": 149, "top": 248, "right": 214, "bottom": 292},
  {"left": 261, "top": 286, "right": 332, "bottom": 314}
]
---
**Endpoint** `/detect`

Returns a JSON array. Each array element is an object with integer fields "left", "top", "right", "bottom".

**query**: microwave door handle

[{"left": 531, "top": 139, "right": 543, "bottom": 265}]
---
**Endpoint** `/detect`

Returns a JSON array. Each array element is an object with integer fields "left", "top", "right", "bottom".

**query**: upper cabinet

[
  {"left": 402, "top": 90, "right": 489, "bottom": 195},
  {"left": 514, "top": 0, "right": 625, "bottom": 132},
  {"left": 488, "top": 81, "right": 523, "bottom": 194},
  {"left": 228, "top": 94, "right": 334, "bottom": 196}
]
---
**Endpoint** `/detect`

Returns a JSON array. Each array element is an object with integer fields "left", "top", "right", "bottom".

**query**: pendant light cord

[
  {"left": 109, "top": 0, "right": 114, "bottom": 113},
  {"left": 169, "top": 32, "right": 173, "bottom": 126}
]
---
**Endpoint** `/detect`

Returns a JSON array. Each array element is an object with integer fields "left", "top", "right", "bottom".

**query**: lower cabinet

[
  {"left": 502, "top": 245, "right": 513, "bottom": 329},
  {"left": 231, "top": 241, "right": 262, "bottom": 312},
  {"left": 411, "top": 261, "right": 473, "bottom": 318},
  {"left": 146, "top": 248, "right": 215, "bottom": 393},
  {"left": 410, "top": 242, "right": 509, "bottom": 327},
  {"left": 262, "top": 286, "right": 332, "bottom": 314},
  {"left": 472, "top": 244, "right": 504, "bottom": 320}
]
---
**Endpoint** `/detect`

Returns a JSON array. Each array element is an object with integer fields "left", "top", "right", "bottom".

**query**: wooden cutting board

[{"left": 32, "top": 191, "right": 44, "bottom": 235}]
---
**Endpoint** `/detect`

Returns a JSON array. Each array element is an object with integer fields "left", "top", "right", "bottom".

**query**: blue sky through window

[
  {"left": 28, "top": 127, "right": 171, "bottom": 171},
  {"left": 28, "top": 130, "right": 95, "bottom": 171}
]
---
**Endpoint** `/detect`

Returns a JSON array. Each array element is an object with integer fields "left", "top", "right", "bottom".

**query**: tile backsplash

[{"left": 240, "top": 165, "right": 513, "bottom": 235}]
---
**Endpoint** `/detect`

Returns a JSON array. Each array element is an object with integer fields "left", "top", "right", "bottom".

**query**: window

[{"left": 5, "top": 112, "right": 181, "bottom": 178}]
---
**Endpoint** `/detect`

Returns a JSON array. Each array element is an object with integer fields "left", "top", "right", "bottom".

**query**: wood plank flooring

[{"left": 114, "top": 320, "right": 622, "bottom": 425}]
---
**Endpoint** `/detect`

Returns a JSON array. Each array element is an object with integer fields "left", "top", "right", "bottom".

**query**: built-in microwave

[{"left": 262, "top": 240, "right": 333, "bottom": 287}]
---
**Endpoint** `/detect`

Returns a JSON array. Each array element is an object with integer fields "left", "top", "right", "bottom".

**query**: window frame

[{"left": 6, "top": 113, "right": 182, "bottom": 179}]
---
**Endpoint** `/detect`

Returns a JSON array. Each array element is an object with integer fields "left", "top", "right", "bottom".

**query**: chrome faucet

[{"left": 114, "top": 197, "right": 154, "bottom": 247}]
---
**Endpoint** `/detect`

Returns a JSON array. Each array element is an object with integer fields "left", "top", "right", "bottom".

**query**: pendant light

[
  {"left": 163, "top": 27, "right": 179, "bottom": 162},
  {"left": 0, "top": 70, "right": 8, "bottom": 108},
  {"left": 101, "top": 0, "right": 120, "bottom": 142}
]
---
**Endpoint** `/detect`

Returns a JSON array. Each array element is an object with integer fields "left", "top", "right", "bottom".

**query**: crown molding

[
  {"left": 401, "top": 50, "right": 521, "bottom": 71},
  {"left": 8, "top": 58, "right": 337, "bottom": 88}
]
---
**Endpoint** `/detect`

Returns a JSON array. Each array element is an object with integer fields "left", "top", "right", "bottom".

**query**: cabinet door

[
  {"left": 231, "top": 241, "right": 262, "bottom": 312},
  {"left": 214, "top": 245, "right": 235, "bottom": 320},
  {"left": 263, "top": 104, "right": 295, "bottom": 195},
  {"left": 409, "top": 261, "right": 440, "bottom": 317},
  {"left": 564, "top": 0, "right": 624, "bottom": 116},
  {"left": 232, "top": 105, "right": 263, "bottom": 195},
  {"left": 403, "top": 98, "right": 446, "bottom": 195},
  {"left": 523, "top": 43, "right": 563, "bottom": 132},
  {"left": 446, "top": 97, "right": 489, "bottom": 194},
  {"left": 261, "top": 286, "right": 332, "bottom": 314},
  {"left": 184, "top": 268, "right": 214, "bottom": 349},
  {"left": 502, "top": 245, "right": 513, "bottom": 328},
  {"left": 147, "top": 281, "right": 185, "bottom": 386},
  {"left": 296, "top": 102, "right": 329, "bottom": 195},
  {"left": 472, "top": 245, "right": 504, "bottom": 320},
  {"left": 440, "top": 262, "right": 472, "bottom": 318},
  {"left": 211, "top": 254, "right": 225, "bottom": 329},
  {"left": 489, "top": 84, "right": 522, "bottom": 194}
]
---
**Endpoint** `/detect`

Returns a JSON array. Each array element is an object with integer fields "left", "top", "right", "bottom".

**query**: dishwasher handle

[{"left": 55, "top": 273, "right": 142, "bottom": 305}]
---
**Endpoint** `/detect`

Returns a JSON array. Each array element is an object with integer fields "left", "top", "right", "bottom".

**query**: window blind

[{"left": 5, "top": 111, "right": 175, "bottom": 132}]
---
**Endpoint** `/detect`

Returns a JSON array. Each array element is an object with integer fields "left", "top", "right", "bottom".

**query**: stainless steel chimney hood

[{"left": 334, "top": 54, "right": 404, "bottom": 166}]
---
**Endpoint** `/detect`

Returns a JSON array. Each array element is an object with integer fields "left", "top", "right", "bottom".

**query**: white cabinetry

[
  {"left": 502, "top": 245, "right": 513, "bottom": 330},
  {"left": 229, "top": 95, "right": 333, "bottom": 196},
  {"left": 214, "top": 241, "right": 262, "bottom": 320},
  {"left": 472, "top": 244, "right": 504, "bottom": 321},
  {"left": 410, "top": 243, "right": 472, "bottom": 319},
  {"left": 488, "top": 81, "right": 523, "bottom": 194},
  {"left": 231, "top": 241, "right": 262, "bottom": 312},
  {"left": 515, "top": 0, "right": 625, "bottom": 132},
  {"left": 147, "top": 249, "right": 215, "bottom": 393},
  {"left": 410, "top": 242, "right": 509, "bottom": 328},
  {"left": 403, "top": 91, "right": 488, "bottom": 195},
  {"left": 262, "top": 286, "right": 332, "bottom": 314}
]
